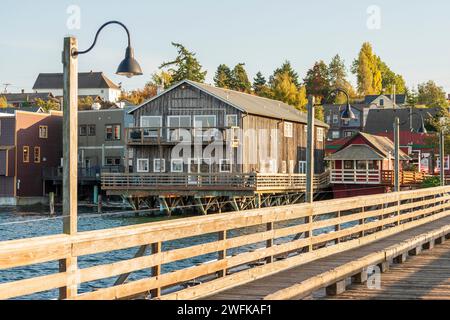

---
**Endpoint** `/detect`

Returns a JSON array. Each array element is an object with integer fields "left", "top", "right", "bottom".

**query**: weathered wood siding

[{"left": 131, "top": 83, "right": 327, "bottom": 174}]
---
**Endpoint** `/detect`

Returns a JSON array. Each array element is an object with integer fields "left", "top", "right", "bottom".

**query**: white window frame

[
  {"left": 137, "top": 159, "right": 149, "bottom": 173},
  {"left": 171, "top": 159, "right": 183, "bottom": 173},
  {"left": 194, "top": 115, "right": 217, "bottom": 127},
  {"left": 331, "top": 131, "right": 340, "bottom": 139},
  {"left": 284, "top": 122, "right": 293, "bottom": 138},
  {"left": 333, "top": 114, "right": 339, "bottom": 124},
  {"left": 167, "top": 115, "right": 191, "bottom": 140},
  {"left": 299, "top": 161, "right": 307, "bottom": 174},
  {"left": 140, "top": 116, "right": 162, "bottom": 138},
  {"left": 219, "top": 159, "right": 232, "bottom": 173},
  {"left": 226, "top": 114, "right": 238, "bottom": 127},
  {"left": 153, "top": 159, "right": 166, "bottom": 173},
  {"left": 317, "top": 128, "right": 324, "bottom": 142},
  {"left": 194, "top": 115, "right": 217, "bottom": 140}
]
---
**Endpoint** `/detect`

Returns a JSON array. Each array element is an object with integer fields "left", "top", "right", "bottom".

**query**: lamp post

[
  {"left": 306, "top": 88, "right": 356, "bottom": 203},
  {"left": 60, "top": 21, "right": 142, "bottom": 299},
  {"left": 439, "top": 129, "right": 445, "bottom": 186},
  {"left": 393, "top": 112, "right": 427, "bottom": 192}
]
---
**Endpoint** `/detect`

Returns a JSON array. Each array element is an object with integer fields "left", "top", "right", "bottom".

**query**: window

[
  {"left": 219, "top": 159, "right": 232, "bottom": 173},
  {"left": 34, "top": 147, "right": 41, "bottom": 163},
  {"left": 168, "top": 116, "right": 191, "bottom": 141},
  {"left": 344, "top": 160, "right": 354, "bottom": 169},
  {"left": 153, "top": 159, "right": 166, "bottom": 173},
  {"left": 368, "top": 161, "right": 379, "bottom": 170},
  {"left": 23, "top": 146, "right": 30, "bottom": 163},
  {"left": 325, "top": 115, "right": 331, "bottom": 124},
  {"left": 88, "top": 125, "right": 96, "bottom": 136},
  {"left": 141, "top": 116, "right": 162, "bottom": 138},
  {"left": 137, "top": 159, "right": 149, "bottom": 173},
  {"left": 317, "top": 128, "right": 324, "bottom": 142},
  {"left": 333, "top": 115, "right": 339, "bottom": 124},
  {"left": 299, "top": 161, "right": 307, "bottom": 174},
  {"left": 79, "top": 125, "right": 87, "bottom": 136},
  {"left": 331, "top": 131, "right": 340, "bottom": 139},
  {"left": 356, "top": 161, "right": 367, "bottom": 170},
  {"left": 194, "top": 115, "right": 217, "bottom": 140},
  {"left": 344, "top": 131, "right": 354, "bottom": 138},
  {"left": 106, "top": 124, "right": 121, "bottom": 141},
  {"left": 226, "top": 114, "right": 238, "bottom": 127},
  {"left": 379, "top": 99, "right": 384, "bottom": 106},
  {"left": 171, "top": 159, "right": 183, "bottom": 173},
  {"left": 106, "top": 158, "right": 121, "bottom": 166},
  {"left": 39, "top": 126, "right": 48, "bottom": 139},
  {"left": 284, "top": 122, "right": 293, "bottom": 138}
]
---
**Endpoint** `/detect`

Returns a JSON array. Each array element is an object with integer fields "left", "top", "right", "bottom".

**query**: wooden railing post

[
  {"left": 335, "top": 211, "right": 341, "bottom": 244},
  {"left": 218, "top": 230, "right": 228, "bottom": 277},
  {"left": 150, "top": 242, "right": 162, "bottom": 298},
  {"left": 266, "top": 222, "right": 274, "bottom": 263}
]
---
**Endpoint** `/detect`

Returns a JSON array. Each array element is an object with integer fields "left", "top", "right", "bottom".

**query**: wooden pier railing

[
  {"left": 102, "top": 172, "right": 330, "bottom": 192},
  {"left": 0, "top": 186, "right": 449, "bottom": 300},
  {"left": 330, "top": 169, "right": 426, "bottom": 186}
]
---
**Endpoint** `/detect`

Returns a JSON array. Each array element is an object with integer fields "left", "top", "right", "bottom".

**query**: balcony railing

[
  {"left": 331, "top": 169, "right": 426, "bottom": 186},
  {"left": 43, "top": 166, "right": 125, "bottom": 181},
  {"left": 126, "top": 127, "right": 239, "bottom": 146},
  {"left": 102, "top": 171, "right": 330, "bottom": 192}
]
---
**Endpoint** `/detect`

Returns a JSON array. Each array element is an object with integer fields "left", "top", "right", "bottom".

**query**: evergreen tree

[
  {"left": 214, "top": 64, "right": 233, "bottom": 89},
  {"left": 253, "top": 72, "right": 271, "bottom": 97},
  {"left": 303, "top": 60, "right": 331, "bottom": 102},
  {"left": 230, "top": 63, "right": 251, "bottom": 93},
  {"left": 270, "top": 61, "right": 300, "bottom": 88},
  {"left": 160, "top": 42, "right": 207, "bottom": 85},
  {"left": 328, "top": 54, "right": 356, "bottom": 103},
  {"left": 352, "top": 42, "right": 382, "bottom": 95},
  {"left": 377, "top": 58, "right": 406, "bottom": 94},
  {"left": 271, "top": 72, "right": 307, "bottom": 109}
]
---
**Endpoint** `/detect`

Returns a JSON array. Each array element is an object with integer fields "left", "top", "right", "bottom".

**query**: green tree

[
  {"left": 270, "top": 61, "right": 300, "bottom": 88},
  {"left": 252, "top": 72, "right": 271, "bottom": 97},
  {"left": 328, "top": 55, "right": 356, "bottom": 103},
  {"left": 0, "top": 96, "right": 7, "bottom": 108},
  {"left": 377, "top": 58, "right": 406, "bottom": 94},
  {"left": 214, "top": 64, "right": 233, "bottom": 89},
  {"left": 417, "top": 80, "right": 449, "bottom": 110},
  {"left": 303, "top": 60, "right": 330, "bottom": 102},
  {"left": 160, "top": 42, "right": 207, "bottom": 85},
  {"left": 407, "top": 87, "right": 419, "bottom": 106},
  {"left": 352, "top": 42, "right": 382, "bottom": 95},
  {"left": 230, "top": 63, "right": 251, "bottom": 93},
  {"left": 35, "top": 98, "right": 60, "bottom": 112}
]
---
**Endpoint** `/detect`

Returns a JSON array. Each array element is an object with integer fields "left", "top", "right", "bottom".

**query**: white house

[{"left": 32, "top": 72, "right": 122, "bottom": 103}]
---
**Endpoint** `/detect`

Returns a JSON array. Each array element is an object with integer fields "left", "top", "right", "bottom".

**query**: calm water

[{"left": 0, "top": 205, "right": 343, "bottom": 300}]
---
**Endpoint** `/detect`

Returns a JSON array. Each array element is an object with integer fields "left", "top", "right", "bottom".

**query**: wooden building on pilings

[{"left": 102, "top": 80, "right": 330, "bottom": 214}]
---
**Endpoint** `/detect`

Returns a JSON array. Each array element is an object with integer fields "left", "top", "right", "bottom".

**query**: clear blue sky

[{"left": 1, "top": 0, "right": 449, "bottom": 94}]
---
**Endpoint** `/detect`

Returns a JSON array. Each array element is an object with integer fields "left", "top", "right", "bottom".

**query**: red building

[
  {"left": 0, "top": 110, "right": 62, "bottom": 205},
  {"left": 325, "top": 132, "right": 420, "bottom": 199}
]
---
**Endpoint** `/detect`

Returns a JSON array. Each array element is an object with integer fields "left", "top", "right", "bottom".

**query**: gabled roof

[
  {"left": 2, "top": 92, "right": 54, "bottom": 102},
  {"left": 332, "top": 132, "right": 410, "bottom": 161},
  {"left": 325, "top": 144, "right": 386, "bottom": 161},
  {"left": 364, "top": 94, "right": 407, "bottom": 105},
  {"left": 32, "top": 72, "right": 121, "bottom": 90},
  {"left": 130, "top": 80, "right": 328, "bottom": 127},
  {"left": 364, "top": 108, "right": 440, "bottom": 134},
  {"left": 0, "top": 106, "right": 45, "bottom": 114}
]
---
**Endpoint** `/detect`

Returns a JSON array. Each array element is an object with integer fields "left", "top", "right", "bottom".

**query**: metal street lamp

[
  {"left": 60, "top": 21, "right": 142, "bottom": 299},
  {"left": 393, "top": 111, "right": 427, "bottom": 192}
]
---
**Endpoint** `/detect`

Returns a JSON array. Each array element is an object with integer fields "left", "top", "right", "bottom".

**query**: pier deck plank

[{"left": 205, "top": 215, "right": 450, "bottom": 300}]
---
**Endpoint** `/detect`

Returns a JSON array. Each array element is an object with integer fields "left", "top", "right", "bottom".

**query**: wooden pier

[{"left": 0, "top": 186, "right": 450, "bottom": 300}]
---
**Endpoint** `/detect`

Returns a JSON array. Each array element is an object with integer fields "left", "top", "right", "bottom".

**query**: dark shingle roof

[
  {"left": 364, "top": 108, "right": 440, "bottom": 134},
  {"left": 2, "top": 92, "right": 53, "bottom": 102},
  {"left": 364, "top": 94, "right": 407, "bottom": 105},
  {"left": 0, "top": 106, "right": 44, "bottom": 114},
  {"left": 325, "top": 144, "right": 386, "bottom": 161},
  {"left": 32, "top": 72, "right": 120, "bottom": 90}
]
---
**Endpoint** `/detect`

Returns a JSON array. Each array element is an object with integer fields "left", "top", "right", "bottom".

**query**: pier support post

[
  {"left": 393, "top": 253, "right": 407, "bottom": 264},
  {"left": 326, "top": 279, "right": 346, "bottom": 296},
  {"left": 352, "top": 270, "right": 368, "bottom": 284},
  {"left": 49, "top": 192, "right": 55, "bottom": 215},
  {"left": 435, "top": 236, "right": 445, "bottom": 245},
  {"left": 409, "top": 246, "right": 422, "bottom": 256}
]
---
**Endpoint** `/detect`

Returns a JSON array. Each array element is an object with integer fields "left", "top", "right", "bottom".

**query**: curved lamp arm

[
  {"left": 325, "top": 88, "right": 355, "bottom": 121},
  {"left": 73, "top": 20, "right": 131, "bottom": 56},
  {"left": 396, "top": 111, "right": 427, "bottom": 134}
]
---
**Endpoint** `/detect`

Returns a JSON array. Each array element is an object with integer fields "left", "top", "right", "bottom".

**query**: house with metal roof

[
  {"left": 364, "top": 94, "right": 407, "bottom": 108},
  {"left": 325, "top": 132, "right": 425, "bottom": 198},
  {"left": 101, "top": 79, "right": 330, "bottom": 214},
  {"left": 32, "top": 72, "right": 122, "bottom": 103},
  {"left": 2, "top": 92, "right": 55, "bottom": 108}
]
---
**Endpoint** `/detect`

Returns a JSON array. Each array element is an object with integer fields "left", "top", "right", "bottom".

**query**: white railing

[{"left": 331, "top": 169, "right": 381, "bottom": 184}]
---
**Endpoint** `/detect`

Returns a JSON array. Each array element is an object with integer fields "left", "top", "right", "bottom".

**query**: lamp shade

[
  {"left": 341, "top": 103, "right": 357, "bottom": 121},
  {"left": 417, "top": 121, "right": 428, "bottom": 134},
  {"left": 116, "top": 46, "right": 143, "bottom": 78}
]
